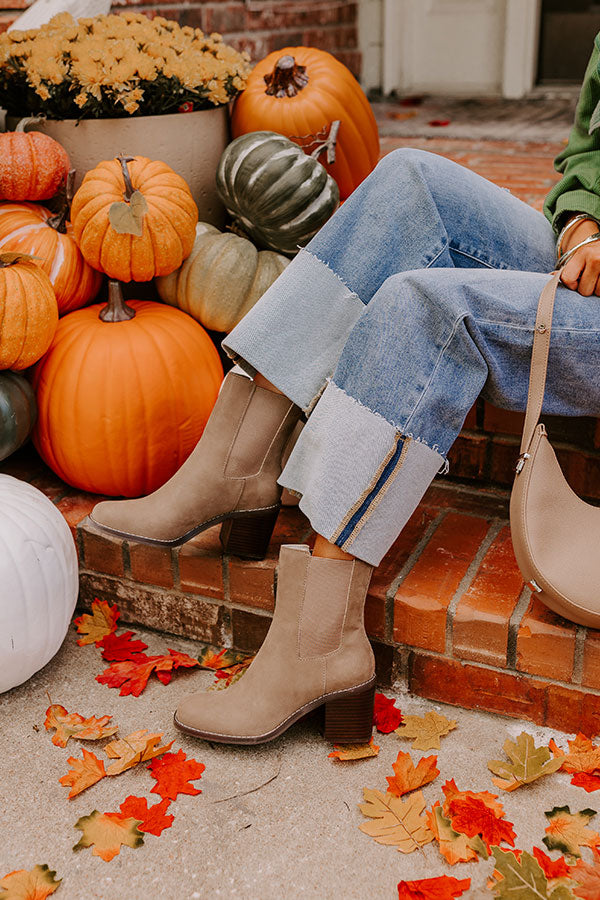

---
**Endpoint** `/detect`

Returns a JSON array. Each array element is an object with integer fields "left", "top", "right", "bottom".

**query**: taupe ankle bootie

[
  {"left": 174, "top": 544, "right": 376, "bottom": 744},
  {"left": 90, "top": 372, "right": 301, "bottom": 559}
]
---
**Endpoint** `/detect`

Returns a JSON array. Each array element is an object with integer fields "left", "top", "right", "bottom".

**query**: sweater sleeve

[{"left": 543, "top": 34, "right": 600, "bottom": 233}]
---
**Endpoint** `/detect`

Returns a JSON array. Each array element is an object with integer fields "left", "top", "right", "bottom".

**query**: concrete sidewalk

[{"left": 1, "top": 622, "right": 596, "bottom": 899}]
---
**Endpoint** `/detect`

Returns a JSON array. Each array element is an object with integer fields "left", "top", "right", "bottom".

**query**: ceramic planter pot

[{"left": 8, "top": 107, "right": 230, "bottom": 226}]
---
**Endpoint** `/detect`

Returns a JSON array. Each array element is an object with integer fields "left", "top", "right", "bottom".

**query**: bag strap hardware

[
  {"left": 528, "top": 579, "right": 543, "bottom": 593},
  {"left": 515, "top": 452, "right": 531, "bottom": 474}
]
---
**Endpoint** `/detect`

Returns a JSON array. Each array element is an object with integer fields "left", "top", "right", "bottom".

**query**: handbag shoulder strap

[{"left": 520, "top": 270, "right": 562, "bottom": 455}]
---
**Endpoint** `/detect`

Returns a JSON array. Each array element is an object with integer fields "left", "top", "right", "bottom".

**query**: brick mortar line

[
  {"left": 121, "top": 540, "right": 131, "bottom": 579},
  {"left": 506, "top": 584, "right": 532, "bottom": 669},
  {"left": 444, "top": 519, "right": 503, "bottom": 657},
  {"left": 572, "top": 624, "right": 587, "bottom": 685},
  {"left": 408, "top": 647, "right": 600, "bottom": 698}
]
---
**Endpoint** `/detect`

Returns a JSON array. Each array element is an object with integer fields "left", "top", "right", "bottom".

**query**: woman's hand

[{"left": 559, "top": 216, "right": 600, "bottom": 296}]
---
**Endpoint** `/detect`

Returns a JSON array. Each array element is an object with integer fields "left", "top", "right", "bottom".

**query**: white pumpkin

[
  {"left": 156, "top": 222, "right": 289, "bottom": 333},
  {"left": 0, "top": 474, "right": 78, "bottom": 693}
]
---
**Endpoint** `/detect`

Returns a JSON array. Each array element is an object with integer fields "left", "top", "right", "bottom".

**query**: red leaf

[
  {"left": 447, "top": 796, "right": 516, "bottom": 852},
  {"left": 167, "top": 649, "right": 200, "bottom": 670},
  {"left": 99, "top": 631, "right": 149, "bottom": 661},
  {"left": 96, "top": 650, "right": 197, "bottom": 696},
  {"left": 148, "top": 749, "right": 205, "bottom": 801},
  {"left": 428, "top": 119, "right": 451, "bottom": 127},
  {"left": 397, "top": 875, "right": 470, "bottom": 899},
  {"left": 532, "top": 846, "right": 571, "bottom": 879},
  {"left": 118, "top": 796, "right": 174, "bottom": 836},
  {"left": 572, "top": 772, "right": 600, "bottom": 792},
  {"left": 373, "top": 693, "right": 402, "bottom": 733}
]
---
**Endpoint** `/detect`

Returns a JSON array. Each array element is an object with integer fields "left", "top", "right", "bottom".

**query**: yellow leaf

[
  {"left": 73, "top": 810, "right": 144, "bottom": 862},
  {"left": 108, "top": 190, "right": 148, "bottom": 236},
  {"left": 543, "top": 805, "right": 600, "bottom": 859},
  {"left": 488, "top": 732, "right": 564, "bottom": 791},
  {"left": 73, "top": 599, "right": 119, "bottom": 646},
  {"left": 395, "top": 710, "right": 457, "bottom": 750},
  {"left": 104, "top": 729, "right": 173, "bottom": 776},
  {"left": 358, "top": 788, "right": 434, "bottom": 853},
  {"left": 328, "top": 737, "right": 380, "bottom": 760},
  {"left": 0, "top": 864, "right": 61, "bottom": 899}
]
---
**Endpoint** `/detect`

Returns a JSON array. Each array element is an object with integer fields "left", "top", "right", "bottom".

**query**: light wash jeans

[{"left": 224, "top": 149, "right": 600, "bottom": 566}]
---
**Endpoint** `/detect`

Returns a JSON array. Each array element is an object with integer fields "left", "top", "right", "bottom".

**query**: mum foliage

[{"left": 0, "top": 12, "right": 251, "bottom": 119}]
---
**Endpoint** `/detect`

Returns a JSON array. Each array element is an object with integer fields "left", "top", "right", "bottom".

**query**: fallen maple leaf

[
  {"left": 549, "top": 734, "right": 600, "bottom": 775},
  {"left": 447, "top": 795, "right": 516, "bottom": 853},
  {"left": 426, "top": 801, "right": 487, "bottom": 865},
  {"left": 373, "top": 693, "right": 403, "bottom": 733},
  {"left": 97, "top": 650, "right": 199, "bottom": 696},
  {"left": 104, "top": 730, "right": 174, "bottom": 776},
  {"left": 74, "top": 598, "right": 119, "bottom": 646},
  {"left": 397, "top": 875, "right": 470, "bottom": 899},
  {"left": 197, "top": 644, "right": 251, "bottom": 669},
  {"left": 358, "top": 788, "right": 434, "bottom": 853},
  {"left": 148, "top": 749, "right": 205, "bottom": 801},
  {"left": 118, "top": 796, "right": 174, "bottom": 836},
  {"left": 59, "top": 748, "right": 106, "bottom": 799},
  {"left": 0, "top": 864, "right": 61, "bottom": 899},
  {"left": 488, "top": 732, "right": 563, "bottom": 791},
  {"left": 489, "top": 847, "right": 573, "bottom": 899},
  {"left": 73, "top": 810, "right": 144, "bottom": 862},
  {"left": 329, "top": 737, "right": 380, "bottom": 760},
  {"left": 386, "top": 750, "right": 439, "bottom": 797},
  {"left": 212, "top": 657, "right": 254, "bottom": 689},
  {"left": 44, "top": 704, "right": 118, "bottom": 748},
  {"left": 571, "top": 772, "right": 600, "bottom": 792},
  {"left": 569, "top": 847, "right": 600, "bottom": 898},
  {"left": 543, "top": 806, "right": 600, "bottom": 859},
  {"left": 98, "top": 631, "right": 148, "bottom": 661},
  {"left": 395, "top": 710, "right": 457, "bottom": 750},
  {"left": 442, "top": 778, "right": 505, "bottom": 819},
  {"left": 532, "top": 846, "right": 572, "bottom": 880}
]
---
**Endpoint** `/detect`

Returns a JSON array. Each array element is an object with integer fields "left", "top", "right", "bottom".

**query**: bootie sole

[
  {"left": 90, "top": 503, "right": 281, "bottom": 561},
  {"left": 173, "top": 675, "right": 377, "bottom": 745}
]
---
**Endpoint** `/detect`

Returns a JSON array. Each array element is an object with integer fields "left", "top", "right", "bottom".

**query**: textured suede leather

[
  {"left": 174, "top": 544, "right": 375, "bottom": 741},
  {"left": 90, "top": 372, "right": 301, "bottom": 543}
]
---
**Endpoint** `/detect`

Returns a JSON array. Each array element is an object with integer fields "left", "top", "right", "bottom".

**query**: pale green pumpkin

[
  {"left": 156, "top": 222, "right": 289, "bottom": 333},
  {"left": 215, "top": 131, "right": 339, "bottom": 256}
]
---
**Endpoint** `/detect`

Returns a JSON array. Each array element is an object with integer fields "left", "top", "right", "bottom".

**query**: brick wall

[{"left": 0, "top": 0, "right": 361, "bottom": 76}]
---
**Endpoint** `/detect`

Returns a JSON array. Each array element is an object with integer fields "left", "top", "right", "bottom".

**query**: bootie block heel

[
  {"left": 322, "top": 678, "right": 376, "bottom": 743},
  {"left": 219, "top": 504, "right": 281, "bottom": 560}
]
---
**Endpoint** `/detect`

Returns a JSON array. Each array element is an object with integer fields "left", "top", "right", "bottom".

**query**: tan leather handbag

[{"left": 510, "top": 270, "right": 600, "bottom": 629}]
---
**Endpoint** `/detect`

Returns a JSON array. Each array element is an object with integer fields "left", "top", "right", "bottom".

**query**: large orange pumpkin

[
  {"left": 32, "top": 281, "right": 223, "bottom": 497},
  {"left": 0, "top": 120, "right": 70, "bottom": 202},
  {"left": 0, "top": 200, "right": 103, "bottom": 315},
  {"left": 0, "top": 253, "right": 58, "bottom": 370},
  {"left": 231, "top": 47, "right": 380, "bottom": 200},
  {"left": 70, "top": 154, "right": 198, "bottom": 282}
]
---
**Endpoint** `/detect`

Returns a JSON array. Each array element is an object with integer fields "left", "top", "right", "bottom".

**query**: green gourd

[
  {"left": 0, "top": 371, "right": 37, "bottom": 461},
  {"left": 156, "top": 223, "right": 289, "bottom": 332},
  {"left": 216, "top": 131, "right": 339, "bottom": 256}
]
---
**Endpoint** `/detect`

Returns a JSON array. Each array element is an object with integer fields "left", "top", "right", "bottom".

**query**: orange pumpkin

[
  {"left": 70, "top": 154, "right": 198, "bottom": 282},
  {"left": 0, "top": 200, "right": 103, "bottom": 316},
  {"left": 231, "top": 47, "right": 380, "bottom": 200},
  {"left": 32, "top": 281, "right": 223, "bottom": 497},
  {"left": 0, "top": 252, "right": 58, "bottom": 370},
  {"left": 0, "top": 120, "right": 70, "bottom": 202}
]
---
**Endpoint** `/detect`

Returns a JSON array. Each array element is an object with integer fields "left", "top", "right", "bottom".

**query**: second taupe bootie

[
  {"left": 90, "top": 372, "right": 301, "bottom": 559},
  {"left": 174, "top": 544, "right": 376, "bottom": 744}
]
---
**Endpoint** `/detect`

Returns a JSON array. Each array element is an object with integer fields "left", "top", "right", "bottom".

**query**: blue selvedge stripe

[{"left": 336, "top": 434, "right": 407, "bottom": 547}]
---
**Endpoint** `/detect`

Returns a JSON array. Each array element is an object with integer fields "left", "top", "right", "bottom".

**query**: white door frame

[{"left": 382, "top": 0, "right": 542, "bottom": 98}]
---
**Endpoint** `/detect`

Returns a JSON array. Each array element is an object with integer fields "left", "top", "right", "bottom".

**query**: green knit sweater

[{"left": 544, "top": 33, "right": 600, "bottom": 232}]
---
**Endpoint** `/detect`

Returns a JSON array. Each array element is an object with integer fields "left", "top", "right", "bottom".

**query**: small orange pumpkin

[
  {"left": 32, "top": 281, "right": 223, "bottom": 497},
  {"left": 0, "top": 252, "right": 58, "bottom": 370},
  {"left": 0, "top": 176, "right": 103, "bottom": 315},
  {"left": 231, "top": 47, "right": 380, "bottom": 200},
  {"left": 0, "top": 119, "right": 70, "bottom": 202},
  {"left": 70, "top": 154, "right": 198, "bottom": 282}
]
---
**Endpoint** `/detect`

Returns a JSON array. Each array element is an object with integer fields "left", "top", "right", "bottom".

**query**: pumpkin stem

[
  {"left": 264, "top": 55, "right": 309, "bottom": 97},
  {"left": 47, "top": 169, "right": 76, "bottom": 234},
  {"left": 15, "top": 116, "right": 45, "bottom": 132},
  {"left": 116, "top": 154, "right": 136, "bottom": 201},
  {"left": 100, "top": 280, "right": 136, "bottom": 322}
]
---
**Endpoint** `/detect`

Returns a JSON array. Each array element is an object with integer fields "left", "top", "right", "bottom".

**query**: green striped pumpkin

[
  {"left": 0, "top": 371, "right": 37, "bottom": 461},
  {"left": 216, "top": 131, "right": 339, "bottom": 256}
]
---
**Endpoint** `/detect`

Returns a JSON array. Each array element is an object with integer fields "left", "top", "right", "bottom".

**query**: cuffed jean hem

[
  {"left": 222, "top": 247, "right": 365, "bottom": 415},
  {"left": 278, "top": 380, "right": 444, "bottom": 566}
]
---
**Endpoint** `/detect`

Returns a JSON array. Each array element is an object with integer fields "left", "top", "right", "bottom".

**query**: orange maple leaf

[
  {"left": 97, "top": 650, "right": 199, "bottom": 696},
  {"left": 148, "top": 749, "right": 205, "bottom": 801},
  {"left": 549, "top": 734, "right": 600, "bottom": 775},
  {"left": 531, "top": 846, "right": 571, "bottom": 879},
  {"left": 104, "top": 729, "right": 174, "bottom": 776},
  {"left": 0, "top": 864, "right": 61, "bottom": 898},
  {"left": 386, "top": 750, "right": 439, "bottom": 797},
  {"left": 397, "top": 875, "right": 471, "bottom": 899},
  {"left": 73, "top": 810, "right": 144, "bottom": 862},
  {"left": 59, "top": 747, "right": 106, "bottom": 799},
  {"left": 44, "top": 704, "right": 118, "bottom": 748},
  {"left": 119, "top": 796, "right": 174, "bottom": 836},
  {"left": 441, "top": 778, "right": 505, "bottom": 819},
  {"left": 329, "top": 737, "right": 380, "bottom": 760},
  {"left": 425, "top": 801, "right": 482, "bottom": 865},
  {"left": 447, "top": 795, "right": 516, "bottom": 852},
  {"left": 74, "top": 598, "right": 119, "bottom": 646}
]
